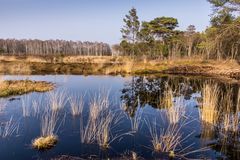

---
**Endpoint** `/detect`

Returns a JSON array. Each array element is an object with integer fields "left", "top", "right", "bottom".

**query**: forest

[
  {"left": 0, "top": 39, "right": 112, "bottom": 56},
  {"left": 114, "top": 0, "right": 240, "bottom": 60},
  {"left": 0, "top": 0, "right": 239, "bottom": 60}
]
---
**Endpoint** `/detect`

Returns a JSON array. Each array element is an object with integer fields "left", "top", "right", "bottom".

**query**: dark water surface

[{"left": 0, "top": 75, "right": 239, "bottom": 160}]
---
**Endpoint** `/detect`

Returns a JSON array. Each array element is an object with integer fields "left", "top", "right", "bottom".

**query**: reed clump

[
  {"left": 161, "top": 84, "right": 174, "bottom": 109},
  {"left": 32, "top": 108, "right": 64, "bottom": 150},
  {"left": 166, "top": 101, "right": 185, "bottom": 125},
  {"left": 69, "top": 94, "right": 84, "bottom": 116},
  {"left": 146, "top": 120, "right": 183, "bottom": 154},
  {"left": 48, "top": 90, "right": 68, "bottom": 111},
  {"left": 80, "top": 91, "right": 131, "bottom": 149},
  {"left": 199, "top": 83, "right": 220, "bottom": 126}
]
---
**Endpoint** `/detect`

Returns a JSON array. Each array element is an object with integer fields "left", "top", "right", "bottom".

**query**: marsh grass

[
  {"left": 220, "top": 87, "right": 239, "bottom": 135},
  {"left": 80, "top": 91, "right": 110, "bottom": 144},
  {"left": 146, "top": 119, "right": 184, "bottom": 153},
  {"left": 49, "top": 90, "right": 68, "bottom": 111},
  {"left": 0, "top": 80, "right": 54, "bottom": 97},
  {"left": 80, "top": 91, "right": 133, "bottom": 149},
  {"left": 166, "top": 101, "right": 186, "bottom": 125},
  {"left": 145, "top": 111, "right": 209, "bottom": 159},
  {"left": 69, "top": 94, "right": 84, "bottom": 116},
  {"left": 0, "top": 99, "right": 7, "bottom": 113},
  {"left": 21, "top": 95, "right": 31, "bottom": 117},
  {"left": 199, "top": 83, "right": 220, "bottom": 139},
  {"left": 0, "top": 116, "right": 19, "bottom": 138},
  {"left": 130, "top": 107, "right": 143, "bottom": 133},
  {"left": 162, "top": 83, "right": 174, "bottom": 108},
  {"left": 32, "top": 107, "right": 65, "bottom": 150},
  {"left": 200, "top": 83, "right": 220, "bottom": 126}
]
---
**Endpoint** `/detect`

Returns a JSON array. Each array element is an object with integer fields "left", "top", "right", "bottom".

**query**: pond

[{"left": 0, "top": 75, "right": 239, "bottom": 159}]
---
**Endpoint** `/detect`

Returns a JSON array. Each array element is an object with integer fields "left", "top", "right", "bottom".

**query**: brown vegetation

[
  {"left": 0, "top": 80, "right": 54, "bottom": 97},
  {"left": 0, "top": 55, "right": 239, "bottom": 81},
  {"left": 32, "top": 135, "right": 58, "bottom": 150}
]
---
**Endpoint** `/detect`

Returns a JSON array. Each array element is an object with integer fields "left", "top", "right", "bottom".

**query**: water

[{"left": 0, "top": 75, "right": 239, "bottom": 159}]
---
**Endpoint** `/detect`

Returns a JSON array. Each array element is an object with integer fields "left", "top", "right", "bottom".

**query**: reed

[
  {"left": 0, "top": 99, "right": 7, "bottom": 113},
  {"left": 221, "top": 87, "right": 239, "bottom": 134},
  {"left": 80, "top": 91, "right": 132, "bottom": 149},
  {"left": 0, "top": 116, "right": 19, "bottom": 138},
  {"left": 146, "top": 119, "right": 183, "bottom": 153},
  {"left": 32, "top": 100, "right": 41, "bottom": 118},
  {"left": 80, "top": 91, "right": 110, "bottom": 144},
  {"left": 69, "top": 94, "right": 84, "bottom": 116},
  {"left": 21, "top": 95, "right": 31, "bottom": 117},
  {"left": 48, "top": 90, "right": 68, "bottom": 111},
  {"left": 166, "top": 101, "right": 185, "bottom": 125},
  {"left": 32, "top": 108, "right": 65, "bottom": 150},
  {"left": 199, "top": 83, "right": 220, "bottom": 126},
  {"left": 162, "top": 84, "right": 174, "bottom": 108},
  {"left": 130, "top": 107, "right": 143, "bottom": 133}
]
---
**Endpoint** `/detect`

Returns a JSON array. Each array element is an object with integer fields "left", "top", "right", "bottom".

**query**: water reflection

[
  {"left": 121, "top": 75, "right": 240, "bottom": 159},
  {"left": 0, "top": 75, "right": 239, "bottom": 159}
]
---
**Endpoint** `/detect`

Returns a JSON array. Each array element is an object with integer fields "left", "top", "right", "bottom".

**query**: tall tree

[
  {"left": 185, "top": 25, "right": 196, "bottom": 57},
  {"left": 140, "top": 17, "right": 178, "bottom": 42},
  {"left": 208, "top": 0, "right": 240, "bottom": 13},
  {"left": 121, "top": 8, "right": 140, "bottom": 45}
]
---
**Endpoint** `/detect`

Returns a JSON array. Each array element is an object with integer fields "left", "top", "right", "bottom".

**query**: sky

[{"left": 0, "top": 0, "right": 212, "bottom": 44}]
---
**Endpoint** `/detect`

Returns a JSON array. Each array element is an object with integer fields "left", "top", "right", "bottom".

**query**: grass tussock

[
  {"left": 32, "top": 135, "right": 58, "bottom": 150},
  {"left": 32, "top": 108, "right": 65, "bottom": 150},
  {"left": 0, "top": 80, "right": 54, "bottom": 97}
]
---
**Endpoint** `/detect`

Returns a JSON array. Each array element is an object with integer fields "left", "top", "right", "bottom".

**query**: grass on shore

[
  {"left": 0, "top": 80, "right": 54, "bottom": 97},
  {"left": 0, "top": 56, "right": 239, "bottom": 81}
]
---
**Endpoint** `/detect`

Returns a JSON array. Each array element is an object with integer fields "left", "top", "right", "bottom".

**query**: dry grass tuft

[
  {"left": 32, "top": 107, "right": 65, "bottom": 150},
  {"left": 80, "top": 91, "right": 132, "bottom": 149},
  {"left": 32, "top": 135, "right": 58, "bottom": 150},
  {"left": 146, "top": 120, "right": 183, "bottom": 153}
]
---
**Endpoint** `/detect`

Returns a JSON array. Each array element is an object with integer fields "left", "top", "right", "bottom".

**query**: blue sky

[{"left": 0, "top": 0, "right": 212, "bottom": 44}]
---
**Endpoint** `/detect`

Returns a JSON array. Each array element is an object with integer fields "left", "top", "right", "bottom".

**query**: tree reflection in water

[{"left": 121, "top": 75, "right": 240, "bottom": 159}]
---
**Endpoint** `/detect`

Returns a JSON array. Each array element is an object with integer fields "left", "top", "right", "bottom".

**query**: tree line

[
  {"left": 114, "top": 0, "right": 240, "bottom": 60},
  {"left": 0, "top": 39, "right": 112, "bottom": 56}
]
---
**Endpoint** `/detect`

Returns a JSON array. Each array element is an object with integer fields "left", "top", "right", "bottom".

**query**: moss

[
  {"left": 0, "top": 80, "right": 54, "bottom": 97},
  {"left": 32, "top": 135, "right": 58, "bottom": 150}
]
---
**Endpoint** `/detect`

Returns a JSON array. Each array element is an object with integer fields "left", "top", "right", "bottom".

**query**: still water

[{"left": 0, "top": 75, "right": 239, "bottom": 160}]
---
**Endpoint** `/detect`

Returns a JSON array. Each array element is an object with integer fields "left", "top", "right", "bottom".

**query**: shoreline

[{"left": 0, "top": 55, "right": 239, "bottom": 81}]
